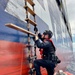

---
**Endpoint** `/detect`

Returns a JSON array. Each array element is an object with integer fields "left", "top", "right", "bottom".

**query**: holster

[{"left": 43, "top": 53, "right": 61, "bottom": 64}]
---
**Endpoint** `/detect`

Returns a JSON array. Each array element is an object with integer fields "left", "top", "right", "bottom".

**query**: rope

[{"left": 24, "top": 0, "right": 38, "bottom": 75}]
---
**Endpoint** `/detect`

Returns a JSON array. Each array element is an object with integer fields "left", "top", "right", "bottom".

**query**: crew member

[{"left": 34, "top": 30, "right": 61, "bottom": 75}]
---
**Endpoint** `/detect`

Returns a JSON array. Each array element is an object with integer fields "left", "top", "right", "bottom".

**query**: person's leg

[
  {"left": 34, "top": 60, "right": 41, "bottom": 75},
  {"left": 46, "top": 68, "right": 55, "bottom": 75},
  {"left": 34, "top": 59, "right": 55, "bottom": 75},
  {"left": 34, "top": 59, "right": 49, "bottom": 75},
  {"left": 45, "top": 60, "right": 55, "bottom": 75}
]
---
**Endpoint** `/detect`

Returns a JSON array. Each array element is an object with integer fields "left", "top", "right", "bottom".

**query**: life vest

[
  {"left": 47, "top": 39, "right": 56, "bottom": 51},
  {"left": 39, "top": 39, "right": 61, "bottom": 64},
  {"left": 39, "top": 39, "right": 55, "bottom": 58}
]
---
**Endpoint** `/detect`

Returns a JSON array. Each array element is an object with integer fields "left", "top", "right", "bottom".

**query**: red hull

[
  {"left": 0, "top": 40, "right": 73, "bottom": 75},
  {"left": 0, "top": 40, "right": 47, "bottom": 75},
  {"left": 0, "top": 40, "right": 29, "bottom": 75}
]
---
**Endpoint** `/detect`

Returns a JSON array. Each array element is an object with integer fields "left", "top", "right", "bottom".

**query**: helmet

[{"left": 43, "top": 30, "right": 53, "bottom": 38}]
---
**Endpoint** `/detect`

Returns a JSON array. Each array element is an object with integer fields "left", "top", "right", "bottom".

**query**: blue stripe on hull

[{"left": 0, "top": 0, "right": 48, "bottom": 43}]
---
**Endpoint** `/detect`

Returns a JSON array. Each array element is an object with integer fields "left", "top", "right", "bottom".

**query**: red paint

[
  {"left": 64, "top": 71, "right": 73, "bottom": 75},
  {"left": 0, "top": 40, "right": 73, "bottom": 75},
  {"left": 0, "top": 40, "right": 29, "bottom": 75}
]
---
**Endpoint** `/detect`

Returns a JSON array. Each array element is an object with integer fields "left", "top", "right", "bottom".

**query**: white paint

[
  {"left": 5, "top": 0, "right": 26, "bottom": 22},
  {"left": 5, "top": 0, "right": 53, "bottom": 31},
  {"left": 66, "top": 0, "right": 75, "bottom": 34},
  {"left": 33, "top": 0, "right": 53, "bottom": 31}
]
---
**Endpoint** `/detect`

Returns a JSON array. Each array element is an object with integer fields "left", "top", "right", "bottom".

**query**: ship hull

[{"left": 0, "top": 0, "right": 73, "bottom": 75}]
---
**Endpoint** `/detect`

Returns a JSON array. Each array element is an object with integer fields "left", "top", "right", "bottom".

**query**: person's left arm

[{"left": 35, "top": 40, "right": 50, "bottom": 48}]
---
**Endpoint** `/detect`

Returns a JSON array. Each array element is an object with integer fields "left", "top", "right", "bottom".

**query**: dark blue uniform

[{"left": 34, "top": 39, "right": 56, "bottom": 75}]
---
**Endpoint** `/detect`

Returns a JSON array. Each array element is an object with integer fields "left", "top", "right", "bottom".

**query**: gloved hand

[
  {"left": 38, "top": 33, "right": 42, "bottom": 39},
  {"left": 32, "top": 33, "right": 39, "bottom": 41}
]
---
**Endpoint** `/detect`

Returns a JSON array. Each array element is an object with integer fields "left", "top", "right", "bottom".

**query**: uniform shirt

[{"left": 35, "top": 39, "right": 55, "bottom": 59}]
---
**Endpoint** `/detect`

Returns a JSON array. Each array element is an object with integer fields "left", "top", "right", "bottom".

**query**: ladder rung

[
  {"left": 26, "top": 0, "right": 35, "bottom": 6},
  {"left": 5, "top": 23, "right": 35, "bottom": 36},
  {"left": 24, "top": 5, "right": 36, "bottom": 16},
  {"left": 25, "top": 18, "right": 37, "bottom": 26},
  {"left": 30, "top": 56, "right": 37, "bottom": 59}
]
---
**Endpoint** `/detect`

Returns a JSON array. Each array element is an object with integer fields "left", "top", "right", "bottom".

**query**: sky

[{"left": 66, "top": 0, "right": 75, "bottom": 35}]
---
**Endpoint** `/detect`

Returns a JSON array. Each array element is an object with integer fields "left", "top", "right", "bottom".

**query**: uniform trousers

[{"left": 34, "top": 59, "right": 55, "bottom": 75}]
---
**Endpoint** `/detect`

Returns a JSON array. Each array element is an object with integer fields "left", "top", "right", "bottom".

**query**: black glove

[
  {"left": 34, "top": 27, "right": 38, "bottom": 32},
  {"left": 32, "top": 36, "right": 35, "bottom": 41},
  {"left": 32, "top": 33, "right": 41, "bottom": 41},
  {"left": 38, "top": 33, "right": 42, "bottom": 39}
]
